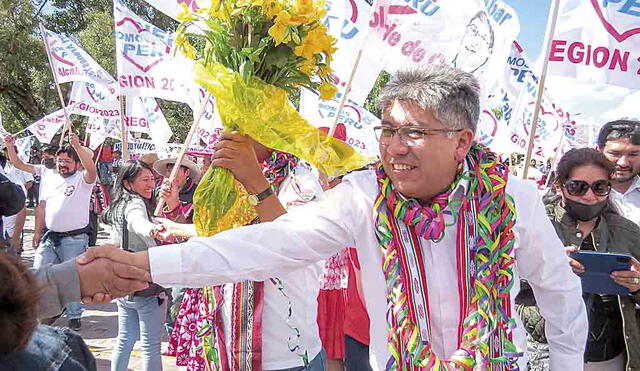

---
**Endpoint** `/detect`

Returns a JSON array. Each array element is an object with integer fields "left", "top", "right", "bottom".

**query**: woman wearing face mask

[
  {"left": 103, "top": 160, "right": 165, "bottom": 371},
  {"left": 516, "top": 148, "right": 640, "bottom": 371}
]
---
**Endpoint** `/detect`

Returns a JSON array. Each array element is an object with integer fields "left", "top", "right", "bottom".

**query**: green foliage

[{"left": 364, "top": 70, "right": 390, "bottom": 118}]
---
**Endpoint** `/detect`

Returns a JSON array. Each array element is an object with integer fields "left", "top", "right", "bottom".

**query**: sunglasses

[{"left": 563, "top": 179, "right": 611, "bottom": 197}]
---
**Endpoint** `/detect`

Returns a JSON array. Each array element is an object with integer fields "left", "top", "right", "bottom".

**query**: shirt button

[{"left": 576, "top": 232, "right": 583, "bottom": 238}]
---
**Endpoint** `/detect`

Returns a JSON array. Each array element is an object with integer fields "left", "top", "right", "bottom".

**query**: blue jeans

[
  {"left": 111, "top": 296, "right": 164, "bottom": 371},
  {"left": 33, "top": 233, "right": 88, "bottom": 319},
  {"left": 273, "top": 349, "right": 327, "bottom": 371}
]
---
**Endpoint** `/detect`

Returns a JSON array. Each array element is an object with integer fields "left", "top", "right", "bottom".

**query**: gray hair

[{"left": 378, "top": 65, "right": 481, "bottom": 134}]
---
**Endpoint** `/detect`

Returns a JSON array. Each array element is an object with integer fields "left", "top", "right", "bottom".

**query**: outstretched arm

[{"left": 79, "top": 180, "right": 360, "bottom": 287}]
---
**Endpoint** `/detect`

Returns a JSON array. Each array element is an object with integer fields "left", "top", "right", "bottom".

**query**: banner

[
  {"left": 27, "top": 109, "right": 66, "bottom": 144},
  {"left": 113, "top": 138, "right": 202, "bottom": 159},
  {"left": 548, "top": 0, "right": 640, "bottom": 89},
  {"left": 299, "top": 89, "right": 379, "bottom": 157},
  {"left": 42, "top": 27, "right": 117, "bottom": 90},
  {"left": 114, "top": 0, "right": 195, "bottom": 103},
  {"left": 480, "top": 41, "right": 580, "bottom": 161}
]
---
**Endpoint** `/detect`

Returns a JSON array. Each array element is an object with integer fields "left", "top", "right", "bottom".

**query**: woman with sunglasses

[{"left": 516, "top": 148, "right": 640, "bottom": 371}]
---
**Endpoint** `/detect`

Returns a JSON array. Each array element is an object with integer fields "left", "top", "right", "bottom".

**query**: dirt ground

[{"left": 21, "top": 207, "right": 179, "bottom": 371}]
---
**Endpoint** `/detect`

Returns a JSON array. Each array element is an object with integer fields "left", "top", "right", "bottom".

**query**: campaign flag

[
  {"left": 189, "top": 86, "right": 223, "bottom": 148},
  {"left": 113, "top": 138, "right": 202, "bottom": 160},
  {"left": 548, "top": 0, "right": 640, "bottom": 89},
  {"left": 361, "top": 0, "right": 520, "bottom": 94},
  {"left": 42, "top": 28, "right": 117, "bottom": 89},
  {"left": 15, "top": 136, "right": 32, "bottom": 162},
  {"left": 299, "top": 89, "right": 379, "bottom": 157},
  {"left": 86, "top": 117, "right": 107, "bottom": 150},
  {"left": 105, "top": 119, "right": 123, "bottom": 140},
  {"left": 323, "top": 0, "right": 381, "bottom": 104},
  {"left": 114, "top": 0, "right": 195, "bottom": 103},
  {"left": 68, "top": 81, "right": 121, "bottom": 120},
  {"left": 27, "top": 109, "right": 66, "bottom": 144},
  {"left": 480, "top": 41, "right": 580, "bottom": 161},
  {"left": 140, "top": 97, "right": 173, "bottom": 154}
]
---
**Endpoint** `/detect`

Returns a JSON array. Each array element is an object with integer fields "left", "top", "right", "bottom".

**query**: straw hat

[
  {"left": 139, "top": 153, "right": 159, "bottom": 167},
  {"left": 153, "top": 157, "right": 201, "bottom": 181}
]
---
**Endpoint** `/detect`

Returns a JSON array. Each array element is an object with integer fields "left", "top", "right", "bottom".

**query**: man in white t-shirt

[{"left": 5, "top": 132, "right": 97, "bottom": 330}]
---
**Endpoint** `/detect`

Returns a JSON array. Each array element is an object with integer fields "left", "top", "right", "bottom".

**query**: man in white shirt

[
  {"left": 6, "top": 132, "right": 97, "bottom": 330},
  {"left": 597, "top": 119, "right": 640, "bottom": 225},
  {"left": 81, "top": 65, "right": 588, "bottom": 369}
]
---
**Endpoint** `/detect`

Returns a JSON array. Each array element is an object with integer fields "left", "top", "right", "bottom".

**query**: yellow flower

[
  {"left": 177, "top": 3, "right": 196, "bottom": 22},
  {"left": 268, "top": 22, "right": 292, "bottom": 45},
  {"left": 295, "top": 25, "right": 335, "bottom": 59},
  {"left": 299, "top": 59, "right": 316, "bottom": 76},
  {"left": 318, "top": 64, "right": 333, "bottom": 77},
  {"left": 175, "top": 34, "right": 197, "bottom": 60},
  {"left": 319, "top": 82, "right": 337, "bottom": 100}
]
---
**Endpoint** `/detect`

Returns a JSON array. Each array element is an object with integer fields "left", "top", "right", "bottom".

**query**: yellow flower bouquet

[
  {"left": 175, "top": 0, "right": 369, "bottom": 239},
  {"left": 174, "top": 1, "right": 370, "bottom": 363}
]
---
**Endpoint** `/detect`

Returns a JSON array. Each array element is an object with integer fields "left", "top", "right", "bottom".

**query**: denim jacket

[{"left": 0, "top": 325, "right": 96, "bottom": 371}]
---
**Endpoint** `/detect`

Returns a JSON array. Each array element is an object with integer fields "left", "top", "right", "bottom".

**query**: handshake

[{"left": 75, "top": 245, "right": 152, "bottom": 304}]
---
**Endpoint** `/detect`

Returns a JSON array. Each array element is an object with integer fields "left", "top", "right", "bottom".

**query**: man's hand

[
  {"left": 76, "top": 245, "right": 152, "bottom": 303},
  {"left": 566, "top": 245, "right": 585, "bottom": 274},
  {"left": 78, "top": 244, "right": 151, "bottom": 272},
  {"left": 69, "top": 131, "right": 81, "bottom": 148},
  {"left": 212, "top": 133, "right": 269, "bottom": 194},
  {"left": 32, "top": 233, "right": 42, "bottom": 249},
  {"left": 4, "top": 135, "right": 15, "bottom": 145},
  {"left": 151, "top": 218, "right": 197, "bottom": 240},
  {"left": 611, "top": 257, "right": 640, "bottom": 293}
]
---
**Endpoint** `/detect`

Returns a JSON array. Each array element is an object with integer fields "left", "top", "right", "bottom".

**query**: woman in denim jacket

[{"left": 103, "top": 160, "right": 164, "bottom": 371}]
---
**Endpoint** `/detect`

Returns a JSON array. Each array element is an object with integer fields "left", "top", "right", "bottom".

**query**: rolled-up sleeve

[
  {"left": 149, "top": 181, "right": 359, "bottom": 287},
  {"left": 513, "top": 181, "right": 587, "bottom": 368}
]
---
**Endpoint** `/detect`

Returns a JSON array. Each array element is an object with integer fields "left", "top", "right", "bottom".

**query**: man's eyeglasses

[
  {"left": 56, "top": 159, "right": 74, "bottom": 165},
  {"left": 563, "top": 179, "right": 611, "bottom": 197},
  {"left": 373, "top": 126, "right": 463, "bottom": 146}
]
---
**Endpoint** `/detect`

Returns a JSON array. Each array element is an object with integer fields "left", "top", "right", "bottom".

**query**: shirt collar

[{"left": 614, "top": 175, "right": 640, "bottom": 196}]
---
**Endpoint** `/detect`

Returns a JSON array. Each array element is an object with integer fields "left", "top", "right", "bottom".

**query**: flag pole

[
  {"left": 327, "top": 0, "right": 381, "bottom": 138},
  {"left": 119, "top": 96, "right": 129, "bottom": 161},
  {"left": 153, "top": 92, "right": 211, "bottom": 216},
  {"left": 37, "top": 22, "right": 72, "bottom": 147},
  {"left": 328, "top": 49, "right": 363, "bottom": 137},
  {"left": 522, "top": 0, "right": 561, "bottom": 179}
]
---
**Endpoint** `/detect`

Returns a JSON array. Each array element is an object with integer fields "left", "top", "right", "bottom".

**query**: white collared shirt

[
  {"left": 149, "top": 170, "right": 587, "bottom": 370},
  {"left": 610, "top": 176, "right": 640, "bottom": 226}
]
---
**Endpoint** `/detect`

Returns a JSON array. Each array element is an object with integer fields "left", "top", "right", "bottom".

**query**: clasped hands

[{"left": 76, "top": 245, "right": 151, "bottom": 304}]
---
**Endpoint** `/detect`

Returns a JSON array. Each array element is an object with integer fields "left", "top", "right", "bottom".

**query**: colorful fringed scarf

[
  {"left": 201, "top": 151, "right": 299, "bottom": 371},
  {"left": 374, "top": 144, "right": 521, "bottom": 370}
]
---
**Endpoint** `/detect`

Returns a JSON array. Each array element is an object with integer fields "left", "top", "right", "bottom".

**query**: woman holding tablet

[{"left": 516, "top": 148, "right": 640, "bottom": 371}]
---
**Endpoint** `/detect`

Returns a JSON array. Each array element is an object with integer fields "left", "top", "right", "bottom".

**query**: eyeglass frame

[
  {"left": 563, "top": 179, "right": 611, "bottom": 197},
  {"left": 373, "top": 125, "right": 464, "bottom": 146}
]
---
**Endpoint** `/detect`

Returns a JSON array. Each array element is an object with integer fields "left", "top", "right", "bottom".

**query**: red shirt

[{"left": 343, "top": 248, "right": 370, "bottom": 345}]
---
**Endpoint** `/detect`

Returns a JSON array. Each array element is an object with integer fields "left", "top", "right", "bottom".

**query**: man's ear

[{"left": 454, "top": 129, "right": 474, "bottom": 162}]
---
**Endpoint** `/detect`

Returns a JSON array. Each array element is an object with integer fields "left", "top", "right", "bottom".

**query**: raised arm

[
  {"left": 69, "top": 133, "right": 97, "bottom": 184},
  {"left": 4, "top": 135, "right": 36, "bottom": 174}
]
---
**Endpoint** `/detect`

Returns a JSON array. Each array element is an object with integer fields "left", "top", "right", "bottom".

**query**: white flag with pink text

[
  {"left": 42, "top": 28, "right": 116, "bottom": 88},
  {"left": 547, "top": 0, "right": 640, "bottom": 89},
  {"left": 27, "top": 109, "right": 66, "bottom": 144}
]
